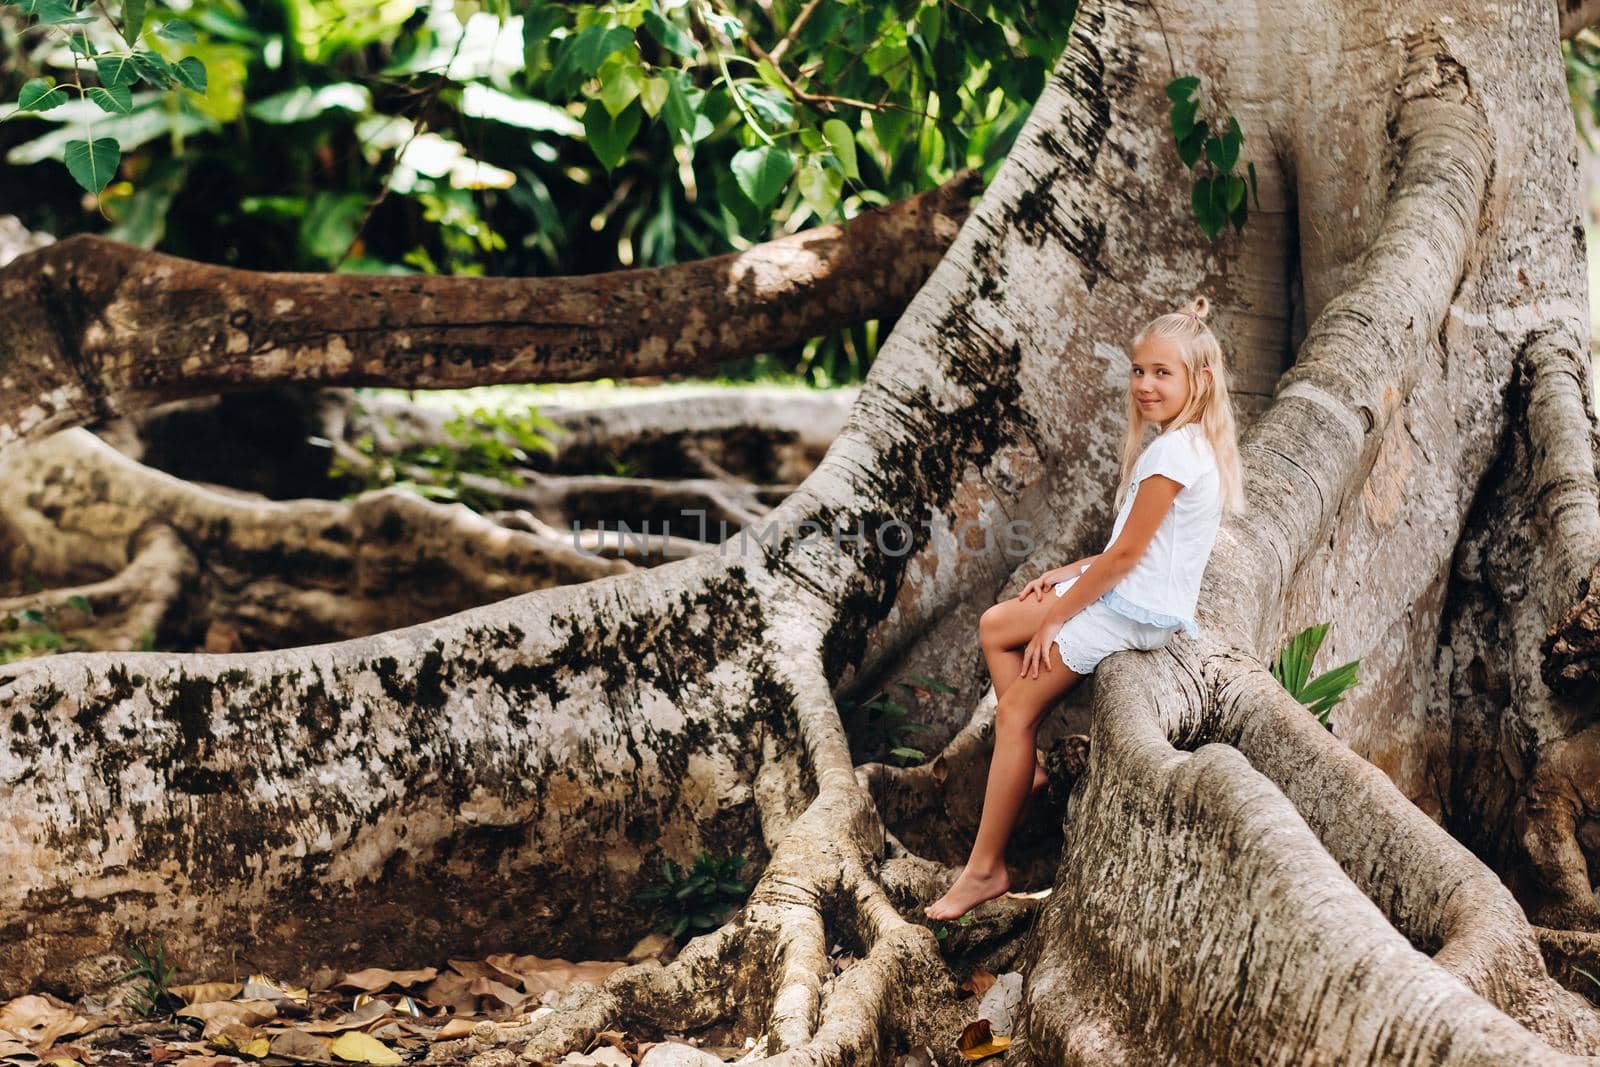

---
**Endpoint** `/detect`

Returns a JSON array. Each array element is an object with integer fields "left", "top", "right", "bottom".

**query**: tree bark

[
  {"left": 1, "top": 1, "right": 1599, "bottom": 1064},
  {"left": 0, "top": 173, "right": 976, "bottom": 448}
]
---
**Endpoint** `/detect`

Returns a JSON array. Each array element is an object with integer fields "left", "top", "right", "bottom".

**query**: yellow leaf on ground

[
  {"left": 957, "top": 1019, "right": 1011, "bottom": 1061},
  {"left": 329, "top": 1031, "right": 402, "bottom": 1065}
]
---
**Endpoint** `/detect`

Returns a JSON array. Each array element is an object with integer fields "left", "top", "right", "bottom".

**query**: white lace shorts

[{"left": 1049, "top": 571, "right": 1180, "bottom": 675}]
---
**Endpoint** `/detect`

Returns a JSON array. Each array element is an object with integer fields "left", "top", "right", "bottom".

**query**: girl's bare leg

[
  {"left": 925, "top": 641, "right": 1082, "bottom": 921},
  {"left": 978, "top": 593, "right": 1059, "bottom": 698},
  {"left": 978, "top": 594, "right": 1062, "bottom": 793}
]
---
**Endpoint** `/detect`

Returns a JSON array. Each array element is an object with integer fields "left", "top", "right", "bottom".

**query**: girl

[{"left": 925, "top": 297, "right": 1245, "bottom": 922}]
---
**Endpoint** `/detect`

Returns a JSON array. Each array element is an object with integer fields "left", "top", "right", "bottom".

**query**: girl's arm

[
  {"left": 1021, "top": 476, "right": 1184, "bottom": 674},
  {"left": 1018, "top": 554, "right": 1103, "bottom": 601}
]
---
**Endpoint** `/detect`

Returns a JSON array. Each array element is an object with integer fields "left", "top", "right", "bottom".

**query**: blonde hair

[{"left": 1113, "top": 296, "right": 1246, "bottom": 515}]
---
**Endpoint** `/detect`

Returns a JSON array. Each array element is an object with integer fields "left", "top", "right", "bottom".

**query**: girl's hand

[
  {"left": 1021, "top": 625, "right": 1055, "bottom": 679},
  {"left": 1017, "top": 573, "right": 1056, "bottom": 601}
]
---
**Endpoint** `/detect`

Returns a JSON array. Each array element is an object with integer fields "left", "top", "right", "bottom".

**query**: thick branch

[{"left": 0, "top": 174, "right": 978, "bottom": 447}]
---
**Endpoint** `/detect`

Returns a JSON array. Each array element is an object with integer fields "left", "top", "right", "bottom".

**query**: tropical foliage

[{"left": 1, "top": 0, "right": 1076, "bottom": 382}]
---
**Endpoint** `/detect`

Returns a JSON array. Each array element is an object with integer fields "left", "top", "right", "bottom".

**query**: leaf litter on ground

[{"left": 0, "top": 945, "right": 656, "bottom": 1067}]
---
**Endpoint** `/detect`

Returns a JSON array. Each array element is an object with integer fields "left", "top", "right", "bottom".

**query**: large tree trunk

[{"left": 2, "top": 0, "right": 1600, "bottom": 1063}]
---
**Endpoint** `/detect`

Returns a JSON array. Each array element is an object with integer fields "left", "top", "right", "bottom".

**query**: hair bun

[{"left": 1184, "top": 296, "right": 1210, "bottom": 321}]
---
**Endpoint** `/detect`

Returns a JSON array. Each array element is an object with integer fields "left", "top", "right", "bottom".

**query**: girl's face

[{"left": 1129, "top": 335, "right": 1191, "bottom": 429}]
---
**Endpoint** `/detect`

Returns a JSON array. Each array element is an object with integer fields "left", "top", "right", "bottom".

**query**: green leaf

[
  {"left": 96, "top": 54, "right": 140, "bottom": 88},
  {"left": 639, "top": 76, "right": 669, "bottom": 118},
  {"left": 1220, "top": 116, "right": 1243, "bottom": 170},
  {"left": 87, "top": 84, "right": 135, "bottom": 115},
  {"left": 583, "top": 98, "right": 640, "bottom": 171},
  {"left": 1164, "top": 75, "right": 1199, "bottom": 102},
  {"left": 822, "top": 118, "right": 858, "bottom": 180},
  {"left": 730, "top": 144, "right": 794, "bottom": 209},
  {"left": 121, "top": 0, "right": 146, "bottom": 44},
  {"left": 1176, "top": 121, "right": 1207, "bottom": 168},
  {"left": 64, "top": 137, "right": 121, "bottom": 194},
  {"left": 155, "top": 20, "right": 196, "bottom": 42},
  {"left": 598, "top": 52, "right": 644, "bottom": 117},
  {"left": 30, "top": 0, "right": 92, "bottom": 25},
  {"left": 129, "top": 51, "right": 173, "bottom": 88},
  {"left": 563, "top": 24, "right": 633, "bottom": 77},
  {"left": 172, "top": 56, "right": 207, "bottom": 93},
  {"left": 741, "top": 84, "right": 793, "bottom": 127},
  {"left": 796, "top": 157, "right": 843, "bottom": 219},
  {"left": 17, "top": 79, "right": 68, "bottom": 113},
  {"left": 1224, "top": 174, "right": 1246, "bottom": 212},
  {"left": 662, "top": 73, "right": 699, "bottom": 143},
  {"left": 67, "top": 32, "right": 99, "bottom": 56},
  {"left": 641, "top": 9, "right": 697, "bottom": 58},
  {"left": 890, "top": 746, "right": 925, "bottom": 761},
  {"left": 1191, "top": 177, "right": 1222, "bottom": 238},
  {"left": 907, "top": 673, "right": 956, "bottom": 694}
]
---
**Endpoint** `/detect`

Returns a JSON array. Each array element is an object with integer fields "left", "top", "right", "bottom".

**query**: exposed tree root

[
  {"left": 0, "top": 525, "right": 194, "bottom": 651},
  {"left": 0, "top": 430, "right": 629, "bottom": 648}
]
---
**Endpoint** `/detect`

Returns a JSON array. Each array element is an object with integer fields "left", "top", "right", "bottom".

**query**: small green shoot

[
  {"left": 843, "top": 673, "right": 955, "bottom": 766},
  {"left": 637, "top": 852, "right": 750, "bottom": 941},
  {"left": 1271, "top": 623, "right": 1361, "bottom": 729},
  {"left": 114, "top": 938, "right": 178, "bottom": 1018}
]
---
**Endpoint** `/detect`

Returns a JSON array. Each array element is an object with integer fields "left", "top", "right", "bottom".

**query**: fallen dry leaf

[
  {"left": 174, "top": 1057, "right": 242, "bottom": 1067},
  {"left": 959, "top": 970, "right": 997, "bottom": 998},
  {"left": 242, "top": 975, "right": 309, "bottom": 1006},
  {"left": 169, "top": 985, "right": 244, "bottom": 1007},
  {"left": 0, "top": 996, "right": 88, "bottom": 1047},
  {"left": 328, "top": 1031, "right": 401, "bottom": 1065},
  {"left": 428, "top": 1019, "right": 477, "bottom": 1041},
  {"left": 0, "top": 1038, "right": 36, "bottom": 1062},
  {"left": 176, "top": 1000, "right": 278, "bottom": 1037},
  {"left": 268, "top": 1029, "right": 334, "bottom": 1063},
  {"left": 1001, "top": 888, "right": 1052, "bottom": 901},
  {"left": 209, "top": 1025, "right": 269, "bottom": 1059},
  {"left": 467, "top": 978, "right": 526, "bottom": 1009},
  {"left": 290, "top": 1001, "right": 391, "bottom": 1036},
  {"left": 335, "top": 969, "right": 436, "bottom": 994},
  {"left": 501, "top": 956, "right": 625, "bottom": 998},
  {"left": 956, "top": 1019, "right": 1011, "bottom": 1061},
  {"left": 417, "top": 974, "right": 476, "bottom": 1016}
]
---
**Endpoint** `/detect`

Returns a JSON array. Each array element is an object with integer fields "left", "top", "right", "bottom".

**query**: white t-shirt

[{"left": 1097, "top": 423, "right": 1221, "bottom": 636}]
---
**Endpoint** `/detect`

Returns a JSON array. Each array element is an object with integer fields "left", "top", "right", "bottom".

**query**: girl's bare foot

[{"left": 924, "top": 864, "right": 1010, "bottom": 921}]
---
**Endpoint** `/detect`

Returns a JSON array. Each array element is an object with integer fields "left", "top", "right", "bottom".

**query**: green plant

[
  {"left": 1271, "top": 623, "right": 1361, "bottom": 730},
  {"left": 115, "top": 937, "right": 178, "bottom": 1018},
  {"left": 0, "top": 598, "right": 92, "bottom": 664},
  {"left": 1, "top": 0, "right": 208, "bottom": 197},
  {"left": 1165, "top": 75, "right": 1260, "bottom": 239},
  {"left": 329, "top": 405, "right": 561, "bottom": 512},
  {"left": 637, "top": 851, "right": 750, "bottom": 940},
  {"left": 843, "top": 673, "right": 954, "bottom": 766},
  {"left": 1575, "top": 965, "right": 1600, "bottom": 992}
]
